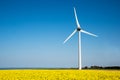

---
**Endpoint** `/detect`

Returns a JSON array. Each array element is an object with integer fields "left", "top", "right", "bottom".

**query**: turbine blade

[
  {"left": 74, "top": 7, "right": 80, "bottom": 28},
  {"left": 63, "top": 29, "right": 77, "bottom": 44},
  {"left": 81, "top": 30, "right": 98, "bottom": 37}
]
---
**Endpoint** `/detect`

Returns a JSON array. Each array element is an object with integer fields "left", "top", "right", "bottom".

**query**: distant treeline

[
  {"left": 0, "top": 66, "right": 120, "bottom": 70},
  {"left": 82, "top": 66, "right": 120, "bottom": 69}
]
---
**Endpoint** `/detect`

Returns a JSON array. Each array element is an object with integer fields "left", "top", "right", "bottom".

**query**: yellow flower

[{"left": 0, "top": 70, "right": 120, "bottom": 80}]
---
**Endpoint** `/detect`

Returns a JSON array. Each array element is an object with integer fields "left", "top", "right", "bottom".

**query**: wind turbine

[{"left": 63, "top": 7, "right": 98, "bottom": 70}]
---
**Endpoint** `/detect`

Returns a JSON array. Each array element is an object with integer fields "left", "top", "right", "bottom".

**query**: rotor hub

[{"left": 77, "top": 28, "right": 81, "bottom": 31}]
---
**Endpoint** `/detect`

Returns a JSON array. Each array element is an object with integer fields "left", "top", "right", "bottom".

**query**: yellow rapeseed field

[{"left": 0, "top": 70, "right": 120, "bottom": 80}]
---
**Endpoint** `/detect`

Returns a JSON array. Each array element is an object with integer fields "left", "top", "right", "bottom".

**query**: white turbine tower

[{"left": 63, "top": 7, "right": 98, "bottom": 70}]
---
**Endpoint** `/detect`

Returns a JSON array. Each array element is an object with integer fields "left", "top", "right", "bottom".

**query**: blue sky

[{"left": 0, "top": 0, "right": 120, "bottom": 68}]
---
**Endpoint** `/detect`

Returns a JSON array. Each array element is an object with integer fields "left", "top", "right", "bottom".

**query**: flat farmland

[{"left": 0, "top": 70, "right": 120, "bottom": 80}]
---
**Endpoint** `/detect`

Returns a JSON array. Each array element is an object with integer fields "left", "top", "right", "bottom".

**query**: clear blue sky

[{"left": 0, "top": 0, "right": 120, "bottom": 68}]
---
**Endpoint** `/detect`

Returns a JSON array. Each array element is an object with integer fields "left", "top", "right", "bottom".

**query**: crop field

[{"left": 0, "top": 70, "right": 120, "bottom": 80}]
